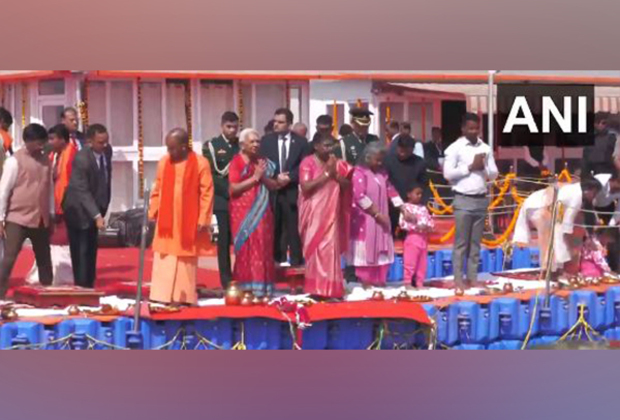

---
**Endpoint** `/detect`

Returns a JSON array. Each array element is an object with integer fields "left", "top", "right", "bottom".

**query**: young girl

[
  {"left": 580, "top": 227, "right": 614, "bottom": 277},
  {"left": 399, "top": 185, "right": 434, "bottom": 287}
]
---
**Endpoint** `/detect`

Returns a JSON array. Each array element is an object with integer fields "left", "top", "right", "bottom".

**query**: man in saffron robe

[
  {"left": 298, "top": 134, "right": 352, "bottom": 299},
  {"left": 0, "top": 107, "right": 14, "bottom": 157},
  {"left": 27, "top": 124, "right": 77, "bottom": 285},
  {"left": 149, "top": 128, "right": 214, "bottom": 305}
]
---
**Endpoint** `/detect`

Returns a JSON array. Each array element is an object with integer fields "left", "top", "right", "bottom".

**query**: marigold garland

[
  {"left": 488, "top": 173, "right": 515, "bottom": 210},
  {"left": 481, "top": 202, "right": 523, "bottom": 248},
  {"left": 238, "top": 83, "right": 244, "bottom": 129},
  {"left": 332, "top": 101, "right": 338, "bottom": 137},
  {"left": 137, "top": 78, "right": 144, "bottom": 199},
  {"left": 184, "top": 81, "right": 193, "bottom": 149},
  {"left": 78, "top": 78, "right": 90, "bottom": 129},
  {"left": 427, "top": 180, "right": 453, "bottom": 214},
  {"left": 21, "top": 82, "right": 27, "bottom": 128},
  {"left": 558, "top": 168, "right": 572, "bottom": 183}
]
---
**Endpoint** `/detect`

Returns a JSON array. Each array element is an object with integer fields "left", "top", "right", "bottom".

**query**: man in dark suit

[
  {"left": 259, "top": 108, "right": 309, "bottom": 266},
  {"left": 61, "top": 107, "right": 86, "bottom": 150},
  {"left": 423, "top": 127, "right": 445, "bottom": 172},
  {"left": 62, "top": 124, "right": 112, "bottom": 288},
  {"left": 202, "top": 111, "right": 240, "bottom": 288},
  {"left": 385, "top": 135, "right": 429, "bottom": 237},
  {"left": 582, "top": 112, "right": 617, "bottom": 177}
]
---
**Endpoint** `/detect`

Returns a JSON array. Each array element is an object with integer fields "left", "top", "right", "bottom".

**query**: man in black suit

[
  {"left": 582, "top": 112, "right": 618, "bottom": 177},
  {"left": 62, "top": 124, "right": 112, "bottom": 288},
  {"left": 61, "top": 107, "right": 86, "bottom": 150},
  {"left": 423, "top": 127, "right": 445, "bottom": 172},
  {"left": 385, "top": 135, "right": 429, "bottom": 237},
  {"left": 259, "top": 108, "right": 309, "bottom": 266}
]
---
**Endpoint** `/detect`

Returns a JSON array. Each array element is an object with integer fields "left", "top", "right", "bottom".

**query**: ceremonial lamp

[{"left": 126, "top": 185, "right": 151, "bottom": 350}]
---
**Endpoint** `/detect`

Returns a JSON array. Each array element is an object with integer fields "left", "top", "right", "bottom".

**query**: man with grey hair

[{"left": 292, "top": 122, "right": 308, "bottom": 139}]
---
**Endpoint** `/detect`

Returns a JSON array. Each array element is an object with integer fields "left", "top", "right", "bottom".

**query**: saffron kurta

[
  {"left": 298, "top": 156, "right": 352, "bottom": 298},
  {"left": 149, "top": 154, "right": 214, "bottom": 305}
]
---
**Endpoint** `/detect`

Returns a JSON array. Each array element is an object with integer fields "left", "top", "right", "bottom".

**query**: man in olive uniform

[
  {"left": 335, "top": 107, "right": 381, "bottom": 165},
  {"left": 202, "top": 111, "right": 240, "bottom": 289}
]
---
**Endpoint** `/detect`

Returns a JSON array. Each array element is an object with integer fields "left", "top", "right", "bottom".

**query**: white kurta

[{"left": 512, "top": 183, "right": 583, "bottom": 270}]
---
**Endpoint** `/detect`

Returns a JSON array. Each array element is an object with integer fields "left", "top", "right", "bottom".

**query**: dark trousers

[
  {"left": 215, "top": 210, "right": 232, "bottom": 288},
  {"left": 274, "top": 194, "right": 303, "bottom": 265},
  {"left": 67, "top": 224, "right": 99, "bottom": 288},
  {"left": 0, "top": 222, "right": 52, "bottom": 298}
]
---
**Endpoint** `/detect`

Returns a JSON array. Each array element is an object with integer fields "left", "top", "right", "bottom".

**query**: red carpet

[{"left": 8, "top": 248, "right": 223, "bottom": 295}]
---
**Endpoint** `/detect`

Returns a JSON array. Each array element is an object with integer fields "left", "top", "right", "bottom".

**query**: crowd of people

[{"left": 0, "top": 103, "right": 618, "bottom": 305}]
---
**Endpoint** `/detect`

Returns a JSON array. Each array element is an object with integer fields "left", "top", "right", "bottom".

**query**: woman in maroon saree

[
  {"left": 298, "top": 134, "right": 352, "bottom": 299},
  {"left": 229, "top": 128, "right": 280, "bottom": 297}
]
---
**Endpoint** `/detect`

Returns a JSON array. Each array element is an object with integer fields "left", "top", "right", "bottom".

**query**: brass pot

[
  {"left": 224, "top": 282, "right": 242, "bottom": 306},
  {"left": 1, "top": 306, "right": 17, "bottom": 322},
  {"left": 67, "top": 305, "right": 81, "bottom": 316},
  {"left": 371, "top": 291, "right": 385, "bottom": 301},
  {"left": 397, "top": 291, "right": 410, "bottom": 301},
  {"left": 241, "top": 291, "right": 254, "bottom": 307}
]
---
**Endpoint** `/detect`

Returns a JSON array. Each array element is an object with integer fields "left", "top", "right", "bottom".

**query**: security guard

[
  {"left": 335, "top": 107, "right": 381, "bottom": 164},
  {"left": 202, "top": 111, "right": 240, "bottom": 289}
]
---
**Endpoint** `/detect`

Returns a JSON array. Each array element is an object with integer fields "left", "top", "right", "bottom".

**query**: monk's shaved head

[
  {"left": 167, "top": 128, "right": 189, "bottom": 145},
  {"left": 166, "top": 128, "right": 190, "bottom": 163}
]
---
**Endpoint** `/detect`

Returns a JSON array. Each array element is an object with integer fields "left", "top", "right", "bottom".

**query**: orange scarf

[
  {"left": 159, "top": 152, "right": 200, "bottom": 249},
  {"left": 0, "top": 130, "right": 13, "bottom": 152},
  {"left": 51, "top": 143, "right": 78, "bottom": 214}
]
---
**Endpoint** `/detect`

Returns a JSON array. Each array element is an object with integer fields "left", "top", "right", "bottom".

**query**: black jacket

[
  {"left": 202, "top": 135, "right": 239, "bottom": 212},
  {"left": 582, "top": 132, "right": 617, "bottom": 176},
  {"left": 62, "top": 145, "right": 113, "bottom": 229},
  {"left": 385, "top": 149, "right": 429, "bottom": 203},
  {"left": 423, "top": 141, "right": 445, "bottom": 172},
  {"left": 259, "top": 132, "right": 309, "bottom": 204}
]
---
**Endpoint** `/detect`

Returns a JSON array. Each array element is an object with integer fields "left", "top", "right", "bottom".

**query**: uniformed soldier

[
  {"left": 202, "top": 111, "right": 240, "bottom": 289},
  {"left": 335, "top": 107, "right": 381, "bottom": 165}
]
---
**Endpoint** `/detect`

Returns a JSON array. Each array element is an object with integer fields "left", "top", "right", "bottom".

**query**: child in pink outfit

[
  {"left": 580, "top": 228, "right": 614, "bottom": 277},
  {"left": 399, "top": 186, "right": 434, "bottom": 287}
]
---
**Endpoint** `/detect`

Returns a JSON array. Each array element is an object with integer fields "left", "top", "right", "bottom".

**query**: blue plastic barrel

[
  {"left": 448, "top": 301, "right": 491, "bottom": 344},
  {"left": 487, "top": 340, "right": 523, "bottom": 350},
  {"left": 327, "top": 319, "right": 375, "bottom": 350}
]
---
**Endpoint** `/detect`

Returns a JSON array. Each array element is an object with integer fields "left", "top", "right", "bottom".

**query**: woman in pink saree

[
  {"left": 298, "top": 134, "right": 353, "bottom": 299},
  {"left": 347, "top": 142, "right": 405, "bottom": 287}
]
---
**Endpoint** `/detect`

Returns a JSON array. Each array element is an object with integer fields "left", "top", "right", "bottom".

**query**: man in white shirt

[
  {"left": 513, "top": 178, "right": 603, "bottom": 274},
  {"left": 443, "top": 113, "right": 498, "bottom": 291}
]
